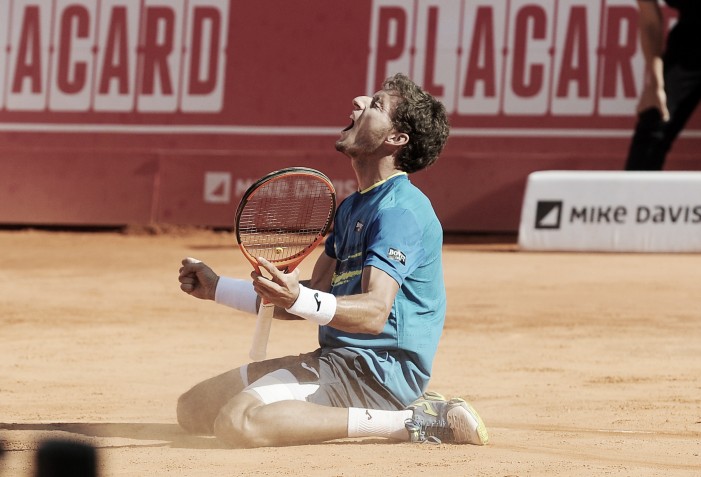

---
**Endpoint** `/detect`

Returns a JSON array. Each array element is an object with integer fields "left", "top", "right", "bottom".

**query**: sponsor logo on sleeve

[{"left": 388, "top": 248, "right": 406, "bottom": 265}]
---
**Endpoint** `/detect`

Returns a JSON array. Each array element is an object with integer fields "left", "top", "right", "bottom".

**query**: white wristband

[
  {"left": 285, "top": 284, "right": 336, "bottom": 325},
  {"left": 215, "top": 277, "right": 258, "bottom": 315}
]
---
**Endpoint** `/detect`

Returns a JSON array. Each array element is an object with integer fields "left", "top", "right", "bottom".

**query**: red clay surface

[{"left": 1, "top": 229, "right": 699, "bottom": 476}]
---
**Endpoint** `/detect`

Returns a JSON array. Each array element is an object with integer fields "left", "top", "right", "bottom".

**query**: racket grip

[{"left": 249, "top": 301, "right": 275, "bottom": 361}]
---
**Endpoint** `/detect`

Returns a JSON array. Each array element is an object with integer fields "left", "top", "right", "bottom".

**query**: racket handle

[{"left": 249, "top": 301, "right": 275, "bottom": 361}]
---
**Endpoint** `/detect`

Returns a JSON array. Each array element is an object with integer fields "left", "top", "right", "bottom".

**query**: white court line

[
  {"left": 0, "top": 123, "right": 699, "bottom": 139},
  {"left": 492, "top": 424, "right": 698, "bottom": 438},
  {"left": 594, "top": 429, "right": 656, "bottom": 435}
]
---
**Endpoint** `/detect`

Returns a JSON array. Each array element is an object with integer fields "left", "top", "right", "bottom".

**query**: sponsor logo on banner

[
  {"left": 204, "top": 172, "right": 231, "bottom": 204},
  {"left": 519, "top": 172, "right": 701, "bottom": 252},
  {"left": 0, "top": 0, "right": 229, "bottom": 112},
  {"left": 366, "top": 0, "right": 677, "bottom": 118},
  {"left": 534, "top": 201, "right": 701, "bottom": 228},
  {"left": 535, "top": 201, "right": 563, "bottom": 229},
  {"left": 0, "top": 0, "right": 680, "bottom": 125}
]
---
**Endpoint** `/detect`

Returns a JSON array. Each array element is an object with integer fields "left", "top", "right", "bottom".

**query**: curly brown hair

[{"left": 383, "top": 73, "right": 450, "bottom": 173}]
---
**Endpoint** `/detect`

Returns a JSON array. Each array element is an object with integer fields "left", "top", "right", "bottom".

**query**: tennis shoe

[{"left": 405, "top": 392, "right": 489, "bottom": 445}]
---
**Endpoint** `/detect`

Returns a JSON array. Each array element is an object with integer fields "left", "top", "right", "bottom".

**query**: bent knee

[
  {"left": 177, "top": 391, "right": 213, "bottom": 435},
  {"left": 213, "top": 395, "right": 266, "bottom": 448}
]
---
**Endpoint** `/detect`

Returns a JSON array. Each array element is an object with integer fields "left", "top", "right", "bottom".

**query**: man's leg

[
  {"left": 213, "top": 392, "right": 350, "bottom": 447},
  {"left": 177, "top": 351, "right": 489, "bottom": 447},
  {"left": 205, "top": 361, "right": 412, "bottom": 447},
  {"left": 177, "top": 352, "right": 323, "bottom": 435},
  {"left": 212, "top": 390, "right": 489, "bottom": 448},
  {"left": 625, "top": 64, "right": 701, "bottom": 171},
  {"left": 624, "top": 107, "right": 669, "bottom": 171},
  {"left": 177, "top": 367, "right": 247, "bottom": 434}
]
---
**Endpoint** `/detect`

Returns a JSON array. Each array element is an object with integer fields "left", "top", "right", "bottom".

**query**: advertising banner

[
  {"left": 519, "top": 171, "right": 701, "bottom": 252},
  {"left": 0, "top": 0, "right": 699, "bottom": 230}
]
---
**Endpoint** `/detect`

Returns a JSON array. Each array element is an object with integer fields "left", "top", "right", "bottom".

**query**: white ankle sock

[{"left": 347, "top": 408, "right": 413, "bottom": 441}]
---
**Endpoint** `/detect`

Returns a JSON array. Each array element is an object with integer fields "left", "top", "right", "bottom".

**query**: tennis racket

[{"left": 235, "top": 167, "right": 336, "bottom": 361}]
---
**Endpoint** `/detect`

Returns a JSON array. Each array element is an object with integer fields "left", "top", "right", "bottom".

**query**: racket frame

[{"left": 234, "top": 167, "right": 336, "bottom": 361}]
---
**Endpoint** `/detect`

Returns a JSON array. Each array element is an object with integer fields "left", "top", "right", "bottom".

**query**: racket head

[{"left": 235, "top": 167, "right": 336, "bottom": 272}]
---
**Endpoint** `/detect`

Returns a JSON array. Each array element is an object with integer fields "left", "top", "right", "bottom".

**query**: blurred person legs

[
  {"left": 35, "top": 439, "right": 97, "bottom": 477},
  {"left": 625, "top": 64, "right": 701, "bottom": 170}
]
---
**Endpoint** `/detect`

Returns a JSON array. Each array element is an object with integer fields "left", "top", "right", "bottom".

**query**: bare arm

[
  {"left": 253, "top": 255, "right": 398, "bottom": 335},
  {"left": 331, "top": 265, "right": 398, "bottom": 334},
  {"left": 267, "top": 252, "right": 336, "bottom": 321},
  {"left": 177, "top": 255, "right": 337, "bottom": 322},
  {"left": 636, "top": 0, "right": 668, "bottom": 118}
]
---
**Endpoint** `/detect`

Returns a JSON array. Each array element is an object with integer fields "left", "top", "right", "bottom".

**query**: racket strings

[{"left": 237, "top": 177, "right": 334, "bottom": 262}]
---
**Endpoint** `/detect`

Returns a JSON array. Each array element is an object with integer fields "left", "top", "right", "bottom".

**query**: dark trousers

[{"left": 624, "top": 63, "right": 701, "bottom": 170}]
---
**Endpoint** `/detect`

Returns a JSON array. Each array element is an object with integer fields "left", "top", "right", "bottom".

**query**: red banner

[{"left": 0, "top": 0, "right": 698, "bottom": 231}]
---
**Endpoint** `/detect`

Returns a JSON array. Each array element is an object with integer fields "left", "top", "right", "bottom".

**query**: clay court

[{"left": 1, "top": 228, "right": 699, "bottom": 476}]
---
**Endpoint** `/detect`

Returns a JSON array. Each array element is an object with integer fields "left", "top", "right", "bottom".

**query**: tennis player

[{"left": 177, "top": 73, "right": 488, "bottom": 447}]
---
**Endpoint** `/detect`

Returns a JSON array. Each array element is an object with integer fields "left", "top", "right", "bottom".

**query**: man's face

[{"left": 335, "top": 90, "right": 400, "bottom": 158}]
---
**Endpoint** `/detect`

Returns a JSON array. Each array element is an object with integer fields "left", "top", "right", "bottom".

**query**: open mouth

[{"left": 342, "top": 120, "right": 354, "bottom": 132}]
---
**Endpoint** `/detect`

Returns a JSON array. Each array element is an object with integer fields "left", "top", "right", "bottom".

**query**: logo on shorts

[
  {"left": 300, "top": 362, "right": 320, "bottom": 379},
  {"left": 535, "top": 201, "right": 563, "bottom": 229},
  {"left": 388, "top": 248, "right": 406, "bottom": 265}
]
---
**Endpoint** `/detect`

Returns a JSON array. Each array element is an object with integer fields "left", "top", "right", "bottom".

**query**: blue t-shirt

[{"left": 321, "top": 173, "right": 446, "bottom": 405}]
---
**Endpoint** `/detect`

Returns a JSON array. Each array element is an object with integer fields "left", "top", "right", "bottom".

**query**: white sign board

[{"left": 518, "top": 171, "right": 701, "bottom": 252}]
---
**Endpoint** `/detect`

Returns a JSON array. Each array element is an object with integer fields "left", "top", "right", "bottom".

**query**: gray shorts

[{"left": 246, "top": 348, "right": 405, "bottom": 411}]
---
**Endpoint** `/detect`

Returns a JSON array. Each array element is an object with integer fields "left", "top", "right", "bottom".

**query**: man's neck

[{"left": 352, "top": 156, "right": 401, "bottom": 191}]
